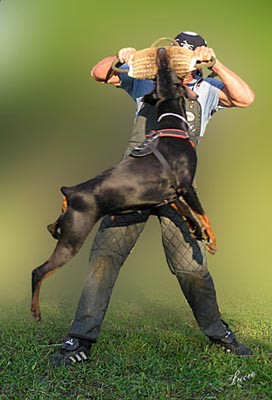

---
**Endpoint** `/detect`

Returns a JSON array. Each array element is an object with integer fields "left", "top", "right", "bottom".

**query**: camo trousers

[{"left": 69, "top": 104, "right": 227, "bottom": 342}]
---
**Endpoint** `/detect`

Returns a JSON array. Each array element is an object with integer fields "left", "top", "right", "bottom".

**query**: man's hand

[
  {"left": 194, "top": 46, "right": 255, "bottom": 108},
  {"left": 194, "top": 46, "right": 217, "bottom": 65},
  {"left": 117, "top": 47, "right": 137, "bottom": 65}
]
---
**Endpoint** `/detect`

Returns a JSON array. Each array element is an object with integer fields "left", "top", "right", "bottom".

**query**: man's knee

[
  {"left": 84, "top": 253, "right": 123, "bottom": 292},
  {"left": 89, "top": 252, "right": 124, "bottom": 274},
  {"left": 175, "top": 269, "right": 212, "bottom": 284},
  {"left": 166, "top": 244, "right": 208, "bottom": 276}
]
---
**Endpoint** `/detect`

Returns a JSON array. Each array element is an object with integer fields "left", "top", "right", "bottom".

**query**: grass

[{"left": 0, "top": 294, "right": 271, "bottom": 400}]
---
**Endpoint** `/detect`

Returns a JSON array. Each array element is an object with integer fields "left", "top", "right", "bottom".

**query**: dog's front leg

[{"left": 179, "top": 186, "right": 217, "bottom": 254}]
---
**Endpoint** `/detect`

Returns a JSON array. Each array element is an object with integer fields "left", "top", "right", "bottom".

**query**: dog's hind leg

[
  {"left": 31, "top": 208, "right": 95, "bottom": 321},
  {"left": 179, "top": 186, "right": 217, "bottom": 255}
]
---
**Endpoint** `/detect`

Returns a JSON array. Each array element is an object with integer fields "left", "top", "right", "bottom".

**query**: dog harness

[
  {"left": 130, "top": 129, "right": 194, "bottom": 193},
  {"left": 130, "top": 129, "right": 194, "bottom": 156}
]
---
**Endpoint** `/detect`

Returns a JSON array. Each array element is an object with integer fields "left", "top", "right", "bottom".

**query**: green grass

[{"left": 0, "top": 295, "right": 271, "bottom": 400}]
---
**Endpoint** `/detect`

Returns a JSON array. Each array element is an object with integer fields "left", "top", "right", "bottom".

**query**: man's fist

[
  {"left": 194, "top": 46, "right": 216, "bottom": 64},
  {"left": 118, "top": 47, "right": 137, "bottom": 64}
]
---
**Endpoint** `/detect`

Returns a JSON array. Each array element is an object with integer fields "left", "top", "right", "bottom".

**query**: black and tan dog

[{"left": 31, "top": 48, "right": 216, "bottom": 321}]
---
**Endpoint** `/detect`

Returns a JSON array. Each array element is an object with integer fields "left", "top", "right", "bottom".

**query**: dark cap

[{"left": 174, "top": 31, "right": 207, "bottom": 50}]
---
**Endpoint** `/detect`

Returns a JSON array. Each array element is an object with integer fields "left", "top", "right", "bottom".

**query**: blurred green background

[{"left": 0, "top": 0, "right": 271, "bottom": 310}]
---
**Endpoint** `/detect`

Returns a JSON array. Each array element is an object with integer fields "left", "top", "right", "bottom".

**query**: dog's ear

[
  {"left": 183, "top": 86, "right": 198, "bottom": 101},
  {"left": 143, "top": 92, "right": 158, "bottom": 105}
]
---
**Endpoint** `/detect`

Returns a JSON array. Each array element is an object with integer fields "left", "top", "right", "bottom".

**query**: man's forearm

[
  {"left": 91, "top": 56, "right": 120, "bottom": 85},
  {"left": 212, "top": 60, "right": 255, "bottom": 107}
]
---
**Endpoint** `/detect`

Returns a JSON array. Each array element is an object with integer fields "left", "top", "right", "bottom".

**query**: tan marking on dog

[
  {"left": 62, "top": 195, "right": 68, "bottom": 213},
  {"left": 193, "top": 212, "right": 217, "bottom": 255},
  {"left": 31, "top": 269, "right": 58, "bottom": 321}
]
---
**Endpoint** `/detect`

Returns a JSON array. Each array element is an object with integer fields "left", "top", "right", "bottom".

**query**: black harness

[{"left": 130, "top": 129, "right": 194, "bottom": 194}]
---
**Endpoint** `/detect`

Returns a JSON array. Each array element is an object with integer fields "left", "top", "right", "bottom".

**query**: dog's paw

[
  {"left": 206, "top": 241, "right": 217, "bottom": 255},
  {"left": 31, "top": 307, "right": 41, "bottom": 322}
]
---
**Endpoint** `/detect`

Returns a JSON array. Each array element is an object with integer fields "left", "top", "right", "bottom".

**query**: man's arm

[
  {"left": 194, "top": 46, "right": 255, "bottom": 108},
  {"left": 91, "top": 48, "right": 137, "bottom": 86},
  {"left": 90, "top": 55, "right": 120, "bottom": 85}
]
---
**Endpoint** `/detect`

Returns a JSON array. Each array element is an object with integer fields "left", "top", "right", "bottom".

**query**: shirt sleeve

[
  {"left": 119, "top": 64, "right": 155, "bottom": 101},
  {"left": 118, "top": 64, "right": 134, "bottom": 96}
]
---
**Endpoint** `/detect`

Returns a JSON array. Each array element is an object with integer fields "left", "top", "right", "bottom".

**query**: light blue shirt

[{"left": 119, "top": 66, "right": 224, "bottom": 139}]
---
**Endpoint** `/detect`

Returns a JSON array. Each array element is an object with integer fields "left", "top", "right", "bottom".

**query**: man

[{"left": 51, "top": 32, "right": 255, "bottom": 366}]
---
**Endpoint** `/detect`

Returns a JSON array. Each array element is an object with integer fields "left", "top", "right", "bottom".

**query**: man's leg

[
  {"left": 157, "top": 205, "right": 252, "bottom": 355},
  {"left": 69, "top": 211, "right": 150, "bottom": 340},
  {"left": 51, "top": 211, "right": 150, "bottom": 365},
  {"left": 157, "top": 205, "right": 225, "bottom": 337}
]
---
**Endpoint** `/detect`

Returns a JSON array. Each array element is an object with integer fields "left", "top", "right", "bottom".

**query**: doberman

[{"left": 31, "top": 47, "right": 216, "bottom": 321}]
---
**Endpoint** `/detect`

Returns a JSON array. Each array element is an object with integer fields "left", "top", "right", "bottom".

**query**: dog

[{"left": 31, "top": 47, "right": 216, "bottom": 321}]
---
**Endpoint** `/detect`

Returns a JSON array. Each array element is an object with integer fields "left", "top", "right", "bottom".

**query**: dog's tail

[
  {"left": 60, "top": 185, "right": 90, "bottom": 213},
  {"left": 60, "top": 186, "right": 71, "bottom": 199}
]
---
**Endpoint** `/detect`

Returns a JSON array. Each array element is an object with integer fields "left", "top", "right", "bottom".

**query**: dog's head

[{"left": 143, "top": 47, "right": 197, "bottom": 105}]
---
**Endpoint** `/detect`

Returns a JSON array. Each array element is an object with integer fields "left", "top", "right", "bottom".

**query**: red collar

[{"left": 147, "top": 129, "right": 195, "bottom": 147}]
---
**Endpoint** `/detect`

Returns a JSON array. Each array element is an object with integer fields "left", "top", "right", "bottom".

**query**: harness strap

[
  {"left": 147, "top": 142, "right": 178, "bottom": 190},
  {"left": 159, "top": 134, "right": 195, "bottom": 147},
  {"left": 147, "top": 129, "right": 195, "bottom": 147},
  {"left": 157, "top": 113, "right": 190, "bottom": 127}
]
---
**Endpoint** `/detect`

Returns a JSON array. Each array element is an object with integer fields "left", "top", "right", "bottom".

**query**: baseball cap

[{"left": 174, "top": 31, "right": 207, "bottom": 50}]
